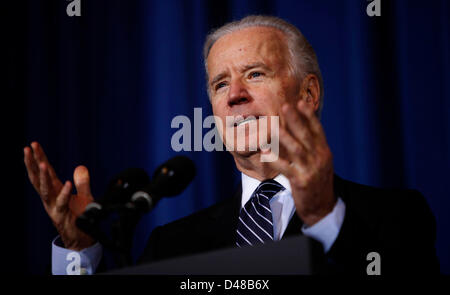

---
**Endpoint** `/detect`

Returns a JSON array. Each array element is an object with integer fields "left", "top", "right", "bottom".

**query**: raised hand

[
  {"left": 24, "top": 142, "right": 95, "bottom": 250},
  {"left": 263, "top": 99, "right": 336, "bottom": 226}
]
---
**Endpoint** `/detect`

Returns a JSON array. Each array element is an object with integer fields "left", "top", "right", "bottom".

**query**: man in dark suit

[
  {"left": 24, "top": 15, "right": 439, "bottom": 275},
  {"left": 138, "top": 175, "right": 439, "bottom": 275}
]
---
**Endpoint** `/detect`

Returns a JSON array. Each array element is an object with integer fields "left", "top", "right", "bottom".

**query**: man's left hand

[{"left": 263, "top": 99, "right": 336, "bottom": 226}]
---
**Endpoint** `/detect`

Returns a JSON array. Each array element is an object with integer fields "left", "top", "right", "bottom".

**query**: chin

[{"left": 230, "top": 149, "right": 260, "bottom": 159}]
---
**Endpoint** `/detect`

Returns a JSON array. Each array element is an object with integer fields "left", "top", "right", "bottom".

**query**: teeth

[{"left": 236, "top": 117, "right": 257, "bottom": 126}]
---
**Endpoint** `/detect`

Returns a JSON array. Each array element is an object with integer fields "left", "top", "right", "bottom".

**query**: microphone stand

[
  {"left": 77, "top": 203, "right": 145, "bottom": 269},
  {"left": 110, "top": 203, "right": 143, "bottom": 268}
]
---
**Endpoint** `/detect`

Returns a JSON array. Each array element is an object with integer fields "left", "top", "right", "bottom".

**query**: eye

[
  {"left": 248, "top": 71, "right": 264, "bottom": 79},
  {"left": 215, "top": 81, "right": 227, "bottom": 91}
]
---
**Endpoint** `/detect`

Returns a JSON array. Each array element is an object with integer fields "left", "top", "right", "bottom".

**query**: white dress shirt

[{"left": 241, "top": 173, "right": 346, "bottom": 252}]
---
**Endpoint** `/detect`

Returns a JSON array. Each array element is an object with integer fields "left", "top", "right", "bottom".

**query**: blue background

[{"left": 7, "top": 0, "right": 449, "bottom": 274}]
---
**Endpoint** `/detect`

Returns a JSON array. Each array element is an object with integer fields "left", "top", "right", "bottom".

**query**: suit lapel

[
  {"left": 206, "top": 185, "right": 242, "bottom": 249},
  {"left": 282, "top": 213, "right": 303, "bottom": 239}
]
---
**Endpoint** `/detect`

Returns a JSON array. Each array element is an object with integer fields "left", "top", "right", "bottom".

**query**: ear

[{"left": 299, "top": 74, "right": 320, "bottom": 112}]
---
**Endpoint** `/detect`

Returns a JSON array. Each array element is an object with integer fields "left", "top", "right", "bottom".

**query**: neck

[{"left": 232, "top": 151, "right": 279, "bottom": 181}]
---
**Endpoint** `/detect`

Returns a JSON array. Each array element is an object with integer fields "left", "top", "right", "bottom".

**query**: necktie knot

[{"left": 253, "top": 179, "right": 285, "bottom": 201}]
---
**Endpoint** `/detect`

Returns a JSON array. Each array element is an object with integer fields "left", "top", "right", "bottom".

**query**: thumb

[{"left": 73, "top": 165, "right": 93, "bottom": 199}]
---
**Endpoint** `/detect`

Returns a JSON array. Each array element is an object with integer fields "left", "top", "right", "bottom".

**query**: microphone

[
  {"left": 103, "top": 167, "right": 151, "bottom": 208},
  {"left": 76, "top": 168, "right": 151, "bottom": 233},
  {"left": 75, "top": 156, "right": 195, "bottom": 265},
  {"left": 129, "top": 155, "right": 196, "bottom": 212},
  {"left": 76, "top": 156, "right": 196, "bottom": 234}
]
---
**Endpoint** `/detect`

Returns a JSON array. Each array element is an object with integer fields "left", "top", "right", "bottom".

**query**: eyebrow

[
  {"left": 209, "top": 62, "right": 271, "bottom": 87},
  {"left": 240, "top": 62, "right": 270, "bottom": 73},
  {"left": 210, "top": 72, "right": 228, "bottom": 88}
]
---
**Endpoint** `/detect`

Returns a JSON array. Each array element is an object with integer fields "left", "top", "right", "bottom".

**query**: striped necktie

[{"left": 236, "top": 179, "right": 285, "bottom": 247}]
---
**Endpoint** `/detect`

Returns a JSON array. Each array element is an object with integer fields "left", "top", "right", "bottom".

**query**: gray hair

[{"left": 203, "top": 15, "right": 324, "bottom": 117}]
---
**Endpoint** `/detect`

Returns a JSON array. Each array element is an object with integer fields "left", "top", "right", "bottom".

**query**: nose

[{"left": 227, "top": 79, "right": 252, "bottom": 107}]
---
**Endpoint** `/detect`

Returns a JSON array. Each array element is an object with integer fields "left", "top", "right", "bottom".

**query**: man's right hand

[{"left": 24, "top": 142, "right": 96, "bottom": 251}]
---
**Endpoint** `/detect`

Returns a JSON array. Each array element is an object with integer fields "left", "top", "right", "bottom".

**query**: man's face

[{"left": 207, "top": 26, "right": 301, "bottom": 156}]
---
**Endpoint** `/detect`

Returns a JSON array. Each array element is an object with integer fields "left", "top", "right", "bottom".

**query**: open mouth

[{"left": 233, "top": 115, "right": 261, "bottom": 127}]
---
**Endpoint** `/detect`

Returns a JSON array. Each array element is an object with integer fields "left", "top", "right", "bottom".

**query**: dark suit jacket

[{"left": 138, "top": 175, "right": 440, "bottom": 275}]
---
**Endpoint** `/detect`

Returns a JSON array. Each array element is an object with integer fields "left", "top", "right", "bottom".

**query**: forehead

[{"left": 207, "top": 27, "right": 289, "bottom": 79}]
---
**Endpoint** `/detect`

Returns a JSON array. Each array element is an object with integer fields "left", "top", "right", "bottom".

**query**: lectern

[{"left": 105, "top": 235, "right": 324, "bottom": 275}]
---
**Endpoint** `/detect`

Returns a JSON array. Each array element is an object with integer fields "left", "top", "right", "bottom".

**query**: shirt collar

[{"left": 241, "top": 172, "right": 292, "bottom": 208}]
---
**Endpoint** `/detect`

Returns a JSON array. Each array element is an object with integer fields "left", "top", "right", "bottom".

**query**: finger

[
  {"left": 261, "top": 149, "right": 305, "bottom": 178},
  {"left": 55, "top": 181, "right": 72, "bottom": 214},
  {"left": 24, "top": 146, "right": 39, "bottom": 174},
  {"left": 31, "top": 142, "right": 59, "bottom": 180},
  {"left": 39, "top": 162, "right": 52, "bottom": 203},
  {"left": 24, "top": 147, "right": 40, "bottom": 190},
  {"left": 296, "top": 100, "right": 327, "bottom": 144},
  {"left": 73, "top": 165, "right": 92, "bottom": 198},
  {"left": 278, "top": 128, "right": 309, "bottom": 165},
  {"left": 31, "top": 142, "right": 48, "bottom": 163},
  {"left": 282, "top": 103, "right": 314, "bottom": 151}
]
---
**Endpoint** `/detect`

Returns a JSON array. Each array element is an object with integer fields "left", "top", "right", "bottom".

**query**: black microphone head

[
  {"left": 104, "top": 167, "right": 150, "bottom": 205},
  {"left": 151, "top": 155, "right": 196, "bottom": 197},
  {"left": 76, "top": 168, "right": 150, "bottom": 238}
]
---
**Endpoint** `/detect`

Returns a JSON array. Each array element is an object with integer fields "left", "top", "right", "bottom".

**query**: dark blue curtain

[{"left": 7, "top": 0, "right": 449, "bottom": 274}]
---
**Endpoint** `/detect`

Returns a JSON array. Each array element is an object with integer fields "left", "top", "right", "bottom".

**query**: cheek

[
  {"left": 211, "top": 100, "right": 225, "bottom": 117},
  {"left": 252, "top": 84, "right": 280, "bottom": 104},
  {"left": 281, "top": 79, "right": 301, "bottom": 104},
  {"left": 211, "top": 103, "right": 228, "bottom": 136},
  {"left": 262, "top": 86, "right": 289, "bottom": 128},
  {"left": 257, "top": 85, "right": 287, "bottom": 114},
  {"left": 270, "top": 78, "right": 291, "bottom": 98}
]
